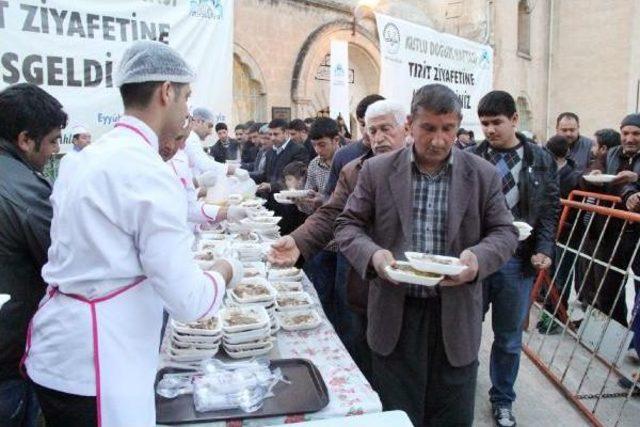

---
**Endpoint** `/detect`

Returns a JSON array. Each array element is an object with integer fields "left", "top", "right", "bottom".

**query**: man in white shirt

[
  {"left": 23, "top": 41, "right": 242, "bottom": 427},
  {"left": 57, "top": 125, "right": 91, "bottom": 176},
  {"left": 184, "top": 107, "right": 231, "bottom": 180}
]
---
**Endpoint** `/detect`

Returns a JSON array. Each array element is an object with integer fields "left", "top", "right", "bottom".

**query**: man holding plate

[{"left": 335, "top": 84, "right": 519, "bottom": 426}]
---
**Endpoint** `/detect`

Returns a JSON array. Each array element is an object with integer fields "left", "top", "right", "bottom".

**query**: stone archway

[
  {"left": 291, "top": 20, "right": 381, "bottom": 138},
  {"left": 233, "top": 43, "right": 268, "bottom": 125}
]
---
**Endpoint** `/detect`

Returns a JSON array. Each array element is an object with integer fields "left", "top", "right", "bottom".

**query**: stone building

[{"left": 232, "top": 0, "right": 640, "bottom": 140}]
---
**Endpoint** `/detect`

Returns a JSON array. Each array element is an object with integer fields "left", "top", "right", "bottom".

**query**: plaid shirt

[
  {"left": 302, "top": 156, "right": 338, "bottom": 251},
  {"left": 408, "top": 150, "right": 452, "bottom": 298}
]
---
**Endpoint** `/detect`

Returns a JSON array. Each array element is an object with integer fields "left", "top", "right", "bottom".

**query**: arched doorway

[
  {"left": 233, "top": 44, "right": 267, "bottom": 125},
  {"left": 291, "top": 20, "right": 380, "bottom": 140}
]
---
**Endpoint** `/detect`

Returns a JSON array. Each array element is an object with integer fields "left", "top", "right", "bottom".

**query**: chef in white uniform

[
  {"left": 167, "top": 131, "right": 247, "bottom": 229},
  {"left": 23, "top": 41, "right": 243, "bottom": 427}
]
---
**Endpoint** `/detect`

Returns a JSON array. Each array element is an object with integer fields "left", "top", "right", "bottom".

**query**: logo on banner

[
  {"left": 189, "top": 0, "right": 223, "bottom": 19},
  {"left": 479, "top": 50, "right": 491, "bottom": 69},
  {"left": 334, "top": 63, "right": 346, "bottom": 78},
  {"left": 382, "top": 23, "right": 401, "bottom": 55}
]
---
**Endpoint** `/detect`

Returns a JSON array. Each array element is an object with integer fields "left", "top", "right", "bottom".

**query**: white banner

[
  {"left": 375, "top": 13, "right": 493, "bottom": 135},
  {"left": 0, "top": 0, "right": 233, "bottom": 153},
  {"left": 329, "top": 40, "right": 350, "bottom": 131}
]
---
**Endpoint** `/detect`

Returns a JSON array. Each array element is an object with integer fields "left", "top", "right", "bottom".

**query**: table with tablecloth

[{"left": 158, "top": 274, "right": 382, "bottom": 426}]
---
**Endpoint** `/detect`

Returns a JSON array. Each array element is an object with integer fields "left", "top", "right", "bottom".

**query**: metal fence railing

[{"left": 524, "top": 190, "right": 640, "bottom": 426}]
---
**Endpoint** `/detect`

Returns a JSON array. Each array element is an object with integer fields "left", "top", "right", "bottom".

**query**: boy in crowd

[{"left": 469, "top": 90, "right": 559, "bottom": 427}]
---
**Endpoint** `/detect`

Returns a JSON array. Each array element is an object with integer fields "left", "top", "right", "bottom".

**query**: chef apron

[{"left": 23, "top": 277, "right": 164, "bottom": 427}]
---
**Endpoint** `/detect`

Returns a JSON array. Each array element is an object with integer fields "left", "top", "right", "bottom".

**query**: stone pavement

[{"left": 474, "top": 312, "right": 589, "bottom": 426}]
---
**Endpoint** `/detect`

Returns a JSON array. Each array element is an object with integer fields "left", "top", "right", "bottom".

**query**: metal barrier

[{"left": 524, "top": 190, "right": 640, "bottom": 426}]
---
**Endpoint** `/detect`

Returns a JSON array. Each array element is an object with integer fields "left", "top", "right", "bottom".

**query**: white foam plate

[
  {"left": 0, "top": 294, "right": 10, "bottom": 310},
  {"left": 230, "top": 279, "right": 277, "bottom": 304},
  {"left": 170, "top": 335, "right": 220, "bottom": 350},
  {"left": 223, "top": 337, "right": 273, "bottom": 352},
  {"left": 167, "top": 345, "right": 219, "bottom": 362},
  {"left": 171, "top": 331, "right": 222, "bottom": 345},
  {"left": 385, "top": 261, "right": 444, "bottom": 287},
  {"left": 272, "top": 281, "right": 304, "bottom": 293},
  {"left": 513, "top": 221, "right": 533, "bottom": 241},
  {"left": 583, "top": 174, "right": 617, "bottom": 183},
  {"left": 279, "top": 190, "right": 311, "bottom": 199},
  {"left": 404, "top": 252, "right": 467, "bottom": 276},
  {"left": 219, "top": 306, "right": 270, "bottom": 333},
  {"left": 224, "top": 342, "right": 274, "bottom": 359},
  {"left": 241, "top": 198, "right": 267, "bottom": 208},
  {"left": 223, "top": 323, "right": 271, "bottom": 344},
  {"left": 276, "top": 292, "right": 314, "bottom": 312},
  {"left": 277, "top": 309, "right": 323, "bottom": 331},
  {"left": 274, "top": 193, "right": 295, "bottom": 205},
  {"left": 268, "top": 267, "right": 303, "bottom": 282},
  {"left": 171, "top": 318, "right": 222, "bottom": 337}
]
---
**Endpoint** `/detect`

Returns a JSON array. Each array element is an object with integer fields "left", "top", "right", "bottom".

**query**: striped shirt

[{"left": 408, "top": 150, "right": 452, "bottom": 298}]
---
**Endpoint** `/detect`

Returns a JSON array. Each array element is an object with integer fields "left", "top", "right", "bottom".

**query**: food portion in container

[
  {"left": 392, "top": 263, "right": 442, "bottom": 277},
  {"left": 272, "top": 281, "right": 303, "bottom": 293},
  {"left": 275, "top": 292, "right": 313, "bottom": 311},
  {"left": 233, "top": 282, "right": 270, "bottom": 298}
]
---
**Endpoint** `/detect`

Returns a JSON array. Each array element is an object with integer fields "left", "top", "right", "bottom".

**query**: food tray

[
  {"left": 404, "top": 252, "right": 467, "bottom": 276},
  {"left": 274, "top": 193, "right": 295, "bottom": 205},
  {"left": 272, "top": 281, "right": 304, "bottom": 293},
  {"left": 268, "top": 267, "right": 303, "bottom": 282},
  {"left": 224, "top": 342, "right": 274, "bottom": 359},
  {"left": 583, "top": 173, "right": 617, "bottom": 183},
  {"left": 275, "top": 292, "right": 314, "bottom": 312},
  {"left": 222, "top": 324, "right": 271, "bottom": 344},
  {"left": 385, "top": 261, "right": 443, "bottom": 287},
  {"left": 513, "top": 221, "right": 533, "bottom": 241},
  {"left": 277, "top": 309, "right": 323, "bottom": 331},
  {"left": 219, "top": 306, "right": 270, "bottom": 333},
  {"left": 230, "top": 279, "right": 276, "bottom": 304},
  {"left": 279, "top": 189, "right": 311, "bottom": 199},
  {"left": 171, "top": 318, "right": 222, "bottom": 337},
  {"left": 155, "top": 358, "right": 329, "bottom": 424}
]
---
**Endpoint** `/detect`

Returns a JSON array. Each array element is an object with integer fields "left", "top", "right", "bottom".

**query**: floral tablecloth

[{"left": 158, "top": 276, "right": 382, "bottom": 426}]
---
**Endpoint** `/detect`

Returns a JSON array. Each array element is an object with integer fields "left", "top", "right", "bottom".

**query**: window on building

[
  {"left": 517, "top": 96, "right": 533, "bottom": 132},
  {"left": 517, "top": 0, "right": 531, "bottom": 57}
]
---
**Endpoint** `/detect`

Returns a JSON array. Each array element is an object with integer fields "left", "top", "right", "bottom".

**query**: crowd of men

[{"left": 1, "top": 39, "right": 640, "bottom": 427}]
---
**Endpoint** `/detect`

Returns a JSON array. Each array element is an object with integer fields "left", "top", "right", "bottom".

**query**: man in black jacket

[
  {"left": 209, "top": 122, "right": 240, "bottom": 162},
  {"left": 256, "top": 119, "right": 309, "bottom": 234},
  {"left": 0, "top": 83, "right": 67, "bottom": 426},
  {"left": 468, "top": 91, "right": 559, "bottom": 427}
]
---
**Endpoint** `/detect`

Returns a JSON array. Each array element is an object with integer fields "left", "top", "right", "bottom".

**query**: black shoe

[
  {"left": 618, "top": 376, "right": 637, "bottom": 389},
  {"left": 493, "top": 406, "right": 517, "bottom": 427}
]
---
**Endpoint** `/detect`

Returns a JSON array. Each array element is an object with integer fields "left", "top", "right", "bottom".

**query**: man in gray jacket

[
  {"left": 335, "top": 84, "right": 518, "bottom": 426},
  {"left": 0, "top": 83, "right": 67, "bottom": 426},
  {"left": 556, "top": 112, "right": 593, "bottom": 173}
]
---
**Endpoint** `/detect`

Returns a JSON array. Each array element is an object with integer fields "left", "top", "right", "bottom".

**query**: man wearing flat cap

[
  {"left": 22, "top": 41, "right": 244, "bottom": 427},
  {"left": 581, "top": 113, "right": 640, "bottom": 328}
]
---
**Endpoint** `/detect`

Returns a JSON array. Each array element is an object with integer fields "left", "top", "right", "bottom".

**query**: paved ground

[{"left": 474, "top": 312, "right": 589, "bottom": 426}]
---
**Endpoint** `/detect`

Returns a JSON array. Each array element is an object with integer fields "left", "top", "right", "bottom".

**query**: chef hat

[
  {"left": 192, "top": 107, "right": 214, "bottom": 123},
  {"left": 115, "top": 41, "right": 195, "bottom": 88},
  {"left": 70, "top": 125, "right": 89, "bottom": 136}
]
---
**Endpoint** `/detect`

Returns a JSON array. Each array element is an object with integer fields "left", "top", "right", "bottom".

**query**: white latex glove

[
  {"left": 234, "top": 168, "right": 250, "bottom": 180},
  {"left": 197, "top": 171, "right": 219, "bottom": 188},
  {"left": 219, "top": 256, "right": 244, "bottom": 289},
  {"left": 227, "top": 205, "right": 248, "bottom": 222}
]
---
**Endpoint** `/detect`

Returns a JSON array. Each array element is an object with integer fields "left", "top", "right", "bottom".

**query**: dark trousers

[
  {"left": 0, "top": 378, "right": 39, "bottom": 427},
  {"left": 32, "top": 382, "right": 96, "bottom": 427},
  {"left": 303, "top": 250, "right": 338, "bottom": 326},
  {"left": 585, "top": 228, "right": 638, "bottom": 326},
  {"left": 371, "top": 297, "right": 478, "bottom": 427}
]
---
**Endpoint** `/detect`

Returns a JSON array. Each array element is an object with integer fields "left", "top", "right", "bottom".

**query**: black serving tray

[{"left": 155, "top": 358, "right": 329, "bottom": 425}]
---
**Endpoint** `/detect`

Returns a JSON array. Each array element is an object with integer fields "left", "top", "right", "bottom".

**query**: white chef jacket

[
  {"left": 184, "top": 130, "right": 228, "bottom": 178},
  {"left": 27, "top": 115, "right": 225, "bottom": 396},
  {"left": 168, "top": 148, "right": 220, "bottom": 225}
]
